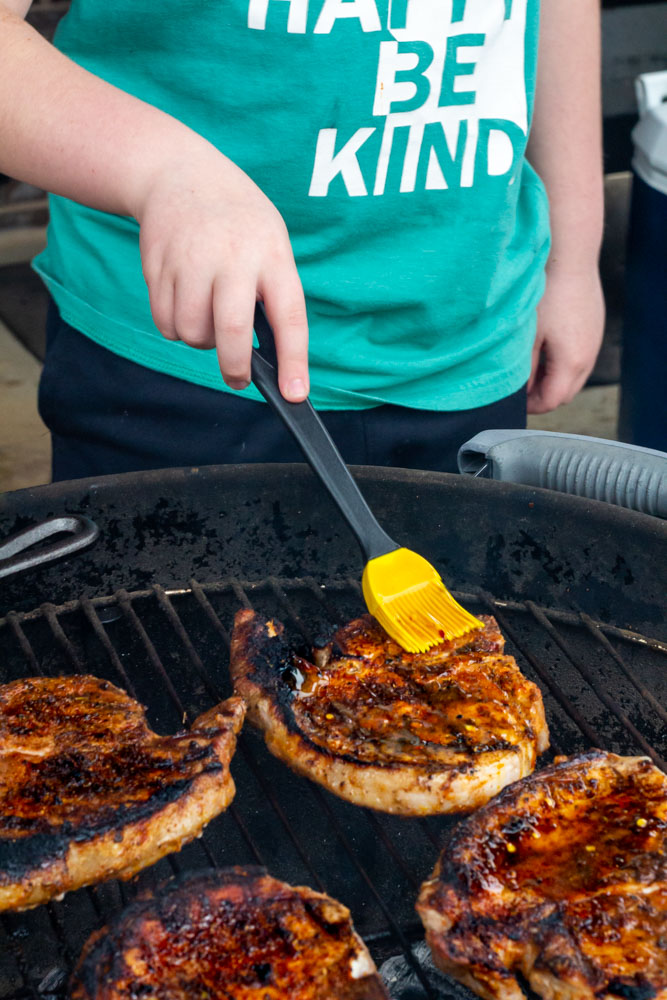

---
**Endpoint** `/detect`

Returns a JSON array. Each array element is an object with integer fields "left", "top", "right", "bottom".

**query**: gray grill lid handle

[
  {"left": 0, "top": 515, "right": 100, "bottom": 580},
  {"left": 457, "top": 430, "right": 667, "bottom": 519}
]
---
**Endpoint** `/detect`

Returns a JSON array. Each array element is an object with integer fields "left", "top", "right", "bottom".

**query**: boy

[{"left": 0, "top": 0, "right": 604, "bottom": 478}]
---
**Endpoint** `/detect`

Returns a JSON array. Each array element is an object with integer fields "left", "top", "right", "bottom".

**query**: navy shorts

[{"left": 38, "top": 302, "right": 527, "bottom": 482}]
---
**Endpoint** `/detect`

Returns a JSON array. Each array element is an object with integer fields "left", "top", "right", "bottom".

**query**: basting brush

[{"left": 250, "top": 303, "right": 483, "bottom": 652}]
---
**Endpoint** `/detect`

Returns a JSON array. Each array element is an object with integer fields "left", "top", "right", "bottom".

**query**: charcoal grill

[{"left": 0, "top": 465, "right": 665, "bottom": 1000}]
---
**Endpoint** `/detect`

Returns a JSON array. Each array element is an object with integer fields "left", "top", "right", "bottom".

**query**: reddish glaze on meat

[
  {"left": 417, "top": 750, "right": 667, "bottom": 1000},
  {"left": 0, "top": 675, "right": 245, "bottom": 911},
  {"left": 69, "top": 867, "right": 389, "bottom": 1000},
  {"left": 230, "top": 611, "right": 548, "bottom": 815}
]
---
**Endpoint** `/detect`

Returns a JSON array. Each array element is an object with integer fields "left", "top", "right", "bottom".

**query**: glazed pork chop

[
  {"left": 0, "top": 675, "right": 245, "bottom": 911},
  {"left": 230, "top": 610, "right": 548, "bottom": 815},
  {"left": 70, "top": 866, "right": 389, "bottom": 1000},
  {"left": 417, "top": 750, "right": 667, "bottom": 1000}
]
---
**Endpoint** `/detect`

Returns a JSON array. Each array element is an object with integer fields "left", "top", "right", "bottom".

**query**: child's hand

[
  {"left": 527, "top": 265, "right": 605, "bottom": 414},
  {"left": 135, "top": 148, "right": 309, "bottom": 402}
]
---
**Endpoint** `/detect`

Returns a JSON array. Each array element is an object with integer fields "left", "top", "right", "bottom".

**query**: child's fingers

[
  {"left": 261, "top": 271, "right": 309, "bottom": 403},
  {"left": 213, "top": 278, "right": 256, "bottom": 390},
  {"left": 527, "top": 357, "right": 587, "bottom": 414},
  {"left": 148, "top": 272, "right": 178, "bottom": 341},
  {"left": 137, "top": 149, "right": 306, "bottom": 398},
  {"left": 173, "top": 276, "right": 215, "bottom": 350},
  {"left": 526, "top": 335, "right": 544, "bottom": 395}
]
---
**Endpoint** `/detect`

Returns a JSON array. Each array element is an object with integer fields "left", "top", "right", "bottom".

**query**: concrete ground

[
  {"left": 0, "top": 318, "right": 51, "bottom": 493},
  {"left": 0, "top": 313, "right": 620, "bottom": 495}
]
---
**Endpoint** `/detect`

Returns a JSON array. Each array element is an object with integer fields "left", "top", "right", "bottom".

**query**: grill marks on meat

[
  {"left": 417, "top": 750, "right": 667, "bottom": 1000},
  {"left": 0, "top": 675, "right": 245, "bottom": 911},
  {"left": 70, "top": 867, "right": 389, "bottom": 1000},
  {"left": 230, "top": 610, "right": 548, "bottom": 815}
]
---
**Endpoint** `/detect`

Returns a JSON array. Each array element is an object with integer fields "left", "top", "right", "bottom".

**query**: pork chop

[
  {"left": 230, "top": 610, "right": 548, "bottom": 815},
  {"left": 417, "top": 750, "right": 667, "bottom": 1000},
  {"left": 0, "top": 675, "right": 245, "bottom": 911},
  {"left": 69, "top": 866, "right": 389, "bottom": 999}
]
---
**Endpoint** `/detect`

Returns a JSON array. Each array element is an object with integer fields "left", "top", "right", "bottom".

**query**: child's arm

[
  {"left": 526, "top": 0, "right": 605, "bottom": 415},
  {"left": 0, "top": 1, "right": 309, "bottom": 401}
]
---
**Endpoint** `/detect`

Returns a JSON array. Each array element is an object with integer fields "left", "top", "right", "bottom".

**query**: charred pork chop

[
  {"left": 70, "top": 866, "right": 389, "bottom": 1000},
  {"left": 417, "top": 750, "right": 667, "bottom": 1000},
  {"left": 230, "top": 610, "right": 548, "bottom": 815},
  {"left": 0, "top": 675, "right": 245, "bottom": 911}
]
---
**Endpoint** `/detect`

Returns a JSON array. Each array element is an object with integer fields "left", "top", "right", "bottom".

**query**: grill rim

[{"left": 1, "top": 464, "right": 665, "bottom": 629}]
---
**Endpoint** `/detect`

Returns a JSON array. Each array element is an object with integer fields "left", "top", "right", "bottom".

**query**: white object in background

[{"left": 632, "top": 69, "right": 667, "bottom": 196}]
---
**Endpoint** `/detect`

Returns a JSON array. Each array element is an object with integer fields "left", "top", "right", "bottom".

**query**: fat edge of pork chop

[
  {"left": 230, "top": 609, "right": 549, "bottom": 816},
  {"left": 417, "top": 750, "right": 667, "bottom": 1000},
  {"left": 69, "top": 866, "right": 390, "bottom": 1000},
  {"left": 0, "top": 675, "right": 245, "bottom": 911}
]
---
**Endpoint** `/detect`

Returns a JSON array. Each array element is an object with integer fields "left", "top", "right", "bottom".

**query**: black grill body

[{"left": 0, "top": 466, "right": 665, "bottom": 999}]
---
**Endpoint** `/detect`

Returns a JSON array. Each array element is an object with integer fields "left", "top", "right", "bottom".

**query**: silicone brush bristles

[{"left": 362, "top": 547, "right": 484, "bottom": 653}]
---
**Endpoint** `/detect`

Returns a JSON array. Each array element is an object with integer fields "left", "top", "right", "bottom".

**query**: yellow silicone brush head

[{"left": 362, "top": 547, "right": 484, "bottom": 653}]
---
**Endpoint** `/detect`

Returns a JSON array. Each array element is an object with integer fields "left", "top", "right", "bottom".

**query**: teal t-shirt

[{"left": 33, "top": 0, "right": 550, "bottom": 411}]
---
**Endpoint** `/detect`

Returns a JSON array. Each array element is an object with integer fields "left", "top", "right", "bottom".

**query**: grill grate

[{"left": 1, "top": 578, "right": 666, "bottom": 1000}]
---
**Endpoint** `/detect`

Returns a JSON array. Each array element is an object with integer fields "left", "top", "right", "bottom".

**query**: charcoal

[{"left": 380, "top": 942, "right": 462, "bottom": 1000}]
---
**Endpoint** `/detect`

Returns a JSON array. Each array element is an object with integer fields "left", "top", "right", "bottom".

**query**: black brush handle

[{"left": 251, "top": 303, "right": 396, "bottom": 562}]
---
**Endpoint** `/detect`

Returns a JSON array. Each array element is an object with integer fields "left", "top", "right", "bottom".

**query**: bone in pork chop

[
  {"left": 417, "top": 750, "right": 667, "bottom": 1000},
  {"left": 230, "top": 610, "right": 548, "bottom": 815},
  {"left": 0, "top": 675, "right": 245, "bottom": 911},
  {"left": 69, "top": 866, "right": 389, "bottom": 1000}
]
